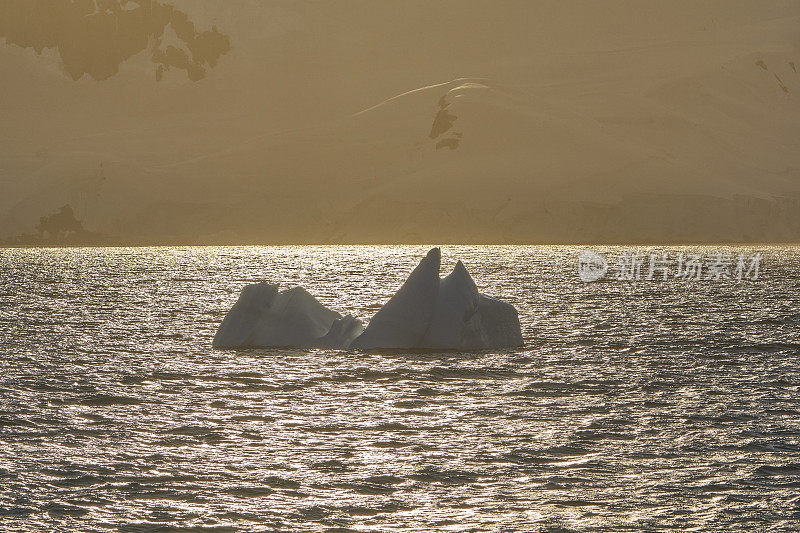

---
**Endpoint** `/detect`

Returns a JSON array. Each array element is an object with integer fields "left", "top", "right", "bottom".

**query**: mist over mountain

[{"left": 2, "top": 0, "right": 799, "bottom": 244}]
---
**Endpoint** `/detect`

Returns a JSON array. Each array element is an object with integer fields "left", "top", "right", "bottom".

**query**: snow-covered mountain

[{"left": 2, "top": 1, "right": 799, "bottom": 243}]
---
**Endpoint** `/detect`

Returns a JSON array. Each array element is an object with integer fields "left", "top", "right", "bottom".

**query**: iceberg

[
  {"left": 355, "top": 252, "right": 524, "bottom": 351},
  {"left": 212, "top": 248, "right": 523, "bottom": 351},
  {"left": 212, "top": 283, "right": 363, "bottom": 349}
]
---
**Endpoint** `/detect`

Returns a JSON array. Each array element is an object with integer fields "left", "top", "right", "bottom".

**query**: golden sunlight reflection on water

[{"left": 0, "top": 245, "right": 799, "bottom": 531}]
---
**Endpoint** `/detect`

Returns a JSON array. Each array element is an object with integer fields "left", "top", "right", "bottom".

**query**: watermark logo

[
  {"left": 577, "top": 250, "right": 762, "bottom": 282},
  {"left": 577, "top": 250, "right": 609, "bottom": 282}
]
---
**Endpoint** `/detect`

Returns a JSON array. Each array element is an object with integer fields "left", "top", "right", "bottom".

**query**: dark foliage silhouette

[{"left": 0, "top": 0, "right": 230, "bottom": 81}]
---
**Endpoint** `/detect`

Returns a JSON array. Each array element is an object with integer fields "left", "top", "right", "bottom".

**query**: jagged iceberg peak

[
  {"left": 352, "top": 248, "right": 523, "bottom": 351},
  {"left": 212, "top": 283, "right": 363, "bottom": 349},
  {"left": 350, "top": 247, "right": 441, "bottom": 350},
  {"left": 212, "top": 247, "right": 523, "bottom": 351}
]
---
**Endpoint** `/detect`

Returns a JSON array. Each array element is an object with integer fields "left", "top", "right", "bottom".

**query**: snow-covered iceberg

[
  {"left": 213, "top": 248, "right": 523, "bottom": 351},
  {"left": 353, "top": 248, "right": 523, "bottom": 351},
  {"left": 212, "top": 283, "right": 363, "bottom": 349}
]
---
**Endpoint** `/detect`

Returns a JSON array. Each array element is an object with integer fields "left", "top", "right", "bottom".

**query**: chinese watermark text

[{"left": 577, "top": 250, "right": 761, "bottom": 282}]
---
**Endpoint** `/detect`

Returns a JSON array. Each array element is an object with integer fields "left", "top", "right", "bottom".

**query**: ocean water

[{"left": 1, "top": 245, "right": 799, "bottom": 532}]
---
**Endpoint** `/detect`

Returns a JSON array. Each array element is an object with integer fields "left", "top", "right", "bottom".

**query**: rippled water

[{"left": 1, "top": 245, "right": 800, "bottom": 532}]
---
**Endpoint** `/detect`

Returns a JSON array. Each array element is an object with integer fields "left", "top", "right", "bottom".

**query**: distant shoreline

[{"left": 3, "top": 241, "right": 799, "bottom": 250}]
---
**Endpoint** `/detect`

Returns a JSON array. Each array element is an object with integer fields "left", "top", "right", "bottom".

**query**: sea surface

[{"left": 1, "top": 245, "right": 799, "bottom": 532}]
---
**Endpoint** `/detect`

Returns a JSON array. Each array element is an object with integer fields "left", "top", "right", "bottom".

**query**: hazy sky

[{"left": 2, "top": 1, "right": 800, "bottom": 244}]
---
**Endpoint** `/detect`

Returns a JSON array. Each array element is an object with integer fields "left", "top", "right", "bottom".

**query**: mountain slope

[{"left": 2, "top": 1, "right": 799, "bottom": 243}]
